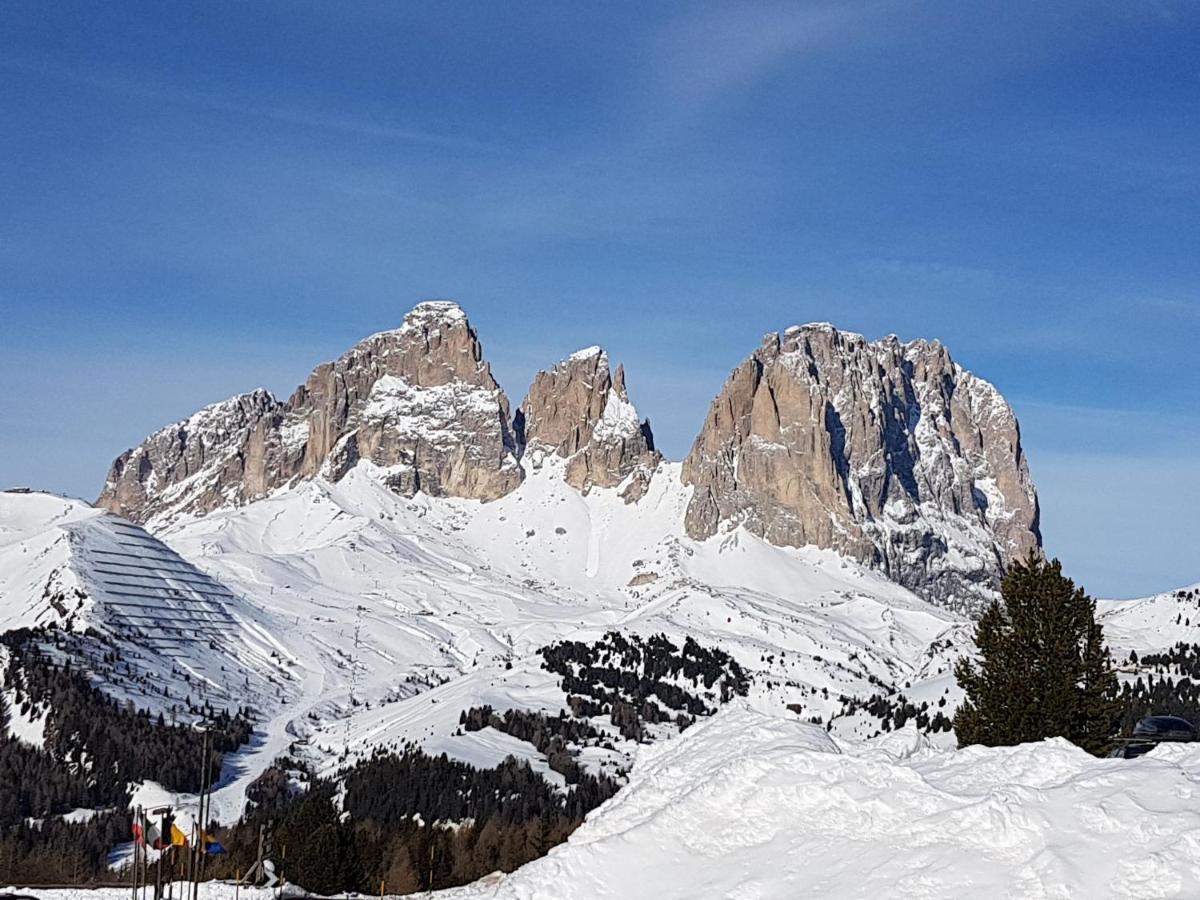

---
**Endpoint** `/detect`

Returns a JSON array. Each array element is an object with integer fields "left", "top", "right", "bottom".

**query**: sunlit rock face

[
  {"left": 518, "top": 347, "right": 660, "bottom": 503},
  {"left": 98, "top": 301, "right": 522, "bottom": 525},
  {"left": 682, "top": 323, "right": 1041, "bottom": 614}
]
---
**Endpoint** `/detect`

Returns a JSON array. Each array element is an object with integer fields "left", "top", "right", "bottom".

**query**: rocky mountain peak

[
  {"left": 682, "top": 322, "right": 1041, "bottom": 614},
  {"left": 518, "top": 347, "right": 660, "bottom": 502},
  {"left": 97, "top": 389, "right": 286, "bottom": 525},
  {"left": 97, "top": 301, "right": 522, "bottom": 525}
]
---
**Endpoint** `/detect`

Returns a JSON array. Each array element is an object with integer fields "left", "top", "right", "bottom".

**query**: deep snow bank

[{"left": 442, "top": 702, "right": 1200, "bottom": 900}]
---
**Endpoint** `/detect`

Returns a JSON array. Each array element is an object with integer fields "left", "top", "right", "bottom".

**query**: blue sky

[{"left": 1, "top": 1, "right": 1197, "bottom": 598}]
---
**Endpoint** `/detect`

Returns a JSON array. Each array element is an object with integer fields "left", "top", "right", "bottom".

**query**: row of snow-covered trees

[{"left": 538, "top": 631, "right": 749, "bottom": 740}]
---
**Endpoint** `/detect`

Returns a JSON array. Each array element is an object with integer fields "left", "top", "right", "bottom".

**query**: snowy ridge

[
  {"left": 357, "top": 299, "right": 469, "bottom": 345},
  {"left": 1099, "top": 583, "right": 1200, "bottom": 653}
]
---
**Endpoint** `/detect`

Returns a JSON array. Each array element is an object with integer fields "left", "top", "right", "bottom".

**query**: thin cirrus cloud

[
  {"left": 0, "top": 55, "right": 504, "bottom": 155},
  {"left": 648, "top": 2, "right": 881, "bottom": 112}
]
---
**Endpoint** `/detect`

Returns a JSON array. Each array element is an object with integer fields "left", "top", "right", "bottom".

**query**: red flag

[{"left": 132, "top": 811, "right": 161, "bottom": 847}]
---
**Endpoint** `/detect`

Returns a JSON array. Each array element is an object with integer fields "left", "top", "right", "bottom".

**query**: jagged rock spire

[{"left": 519, "top": 347, "right": 660, "bottom": 502}]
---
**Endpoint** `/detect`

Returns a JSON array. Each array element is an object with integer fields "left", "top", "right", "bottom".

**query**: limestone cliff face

[
  {"left": 97, "top": 301, "right": 521, "bottom": 524},
  {"left": 517, "top": 347, "right": 660, "bottom": 502},
  {"left": 682, "top": 323, "right": 1041, "bottom": 613},
  {"left": 97, "top": 389, "right": 288, "bottom": 526}
]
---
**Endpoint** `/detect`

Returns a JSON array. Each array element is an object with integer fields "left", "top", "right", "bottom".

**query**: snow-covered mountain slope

[
  {"left": 2, "top": 461, "right": 970, "bottom": 820},
  {"left": 0, "top": 491, "right": 102, "bottom": 632},
  {"left": 1099, "top": 584, "right": 1200, "bottom": 653},
  {"left": 152, "top": 457, "right": 969, "bottom": 774},
  {"left": 0, "top": 492, "right": 295, "bottom": 712},
  {"left": 442, "top": 702, "right": 1200, "bottom": 900},
  {"left": 0, "top": 490, "right": 310, "bottom": 819},
  {"left": 9, "top": 461, "right": 1192, "bottom": 842}
]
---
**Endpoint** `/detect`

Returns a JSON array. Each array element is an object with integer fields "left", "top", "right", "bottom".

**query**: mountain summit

[
  {"left": 682, "top": 323, "right": 1041, "bottom": 613},
  {"left": 97, "top": 301, "right": 521, "bottom": 524}
]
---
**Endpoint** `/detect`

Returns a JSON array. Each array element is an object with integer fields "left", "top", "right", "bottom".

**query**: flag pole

[
  {"left": 131, "top": 805, "right": 141, "bottom": 900},
  {"left": 142, "top": 834, "right": 149, "bottom": 900},
  {"left": 154, "top": 807, "right": 167, "bottom": 900},
  {"left": 196, "top": 728, "right": 212, "bottom": 894}
]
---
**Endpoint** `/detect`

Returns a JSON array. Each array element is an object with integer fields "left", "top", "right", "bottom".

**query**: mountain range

[
  {"left": 96, "top": 300, "right": 1039, "bottom": 615},
  {"left": 3, "top": 300, "right": 1194, "bottom": 897}
]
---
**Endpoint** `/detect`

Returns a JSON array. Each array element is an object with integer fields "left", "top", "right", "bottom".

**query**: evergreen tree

[{"left": 954, "top": 554, "right": 1122, "bottom": 755}]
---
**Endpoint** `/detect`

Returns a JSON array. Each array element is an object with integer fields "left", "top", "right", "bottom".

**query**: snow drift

[{"left": 444, "top": 703, "right": 1200, "bottom": 900}]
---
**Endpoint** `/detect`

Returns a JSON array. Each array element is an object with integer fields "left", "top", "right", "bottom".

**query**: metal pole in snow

[
  {"left": 197, "top": 729, "right": 212, "bottom": 891},
  {"left": 131, "top": 805, "right": 141, "bottom": 900}
]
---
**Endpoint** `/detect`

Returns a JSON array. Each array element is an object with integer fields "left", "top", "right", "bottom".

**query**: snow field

[{"left": 441, "top": 703, "right": 1200, "bottom": 900}]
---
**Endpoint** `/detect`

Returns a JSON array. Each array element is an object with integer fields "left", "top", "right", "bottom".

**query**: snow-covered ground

[
  {"left": 439, "top": 702, "right": 1200, "bottom": 900},
  {"left": 1099, "top": 583, "right": 1200, "bottom": 654},
  {"left": 19, "top": 703, "right": 1200, "bottom": 899},
  {"left": 4, "top": 464, "right": 1200, "bottom": 900}
]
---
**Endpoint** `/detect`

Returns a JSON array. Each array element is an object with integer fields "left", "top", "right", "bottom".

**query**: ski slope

[
  {"left": 0, "top": 490, "right": 297, "bottom": 715},
  {"left": 155, "top": 458, "right": 968, "bottom": 777}
]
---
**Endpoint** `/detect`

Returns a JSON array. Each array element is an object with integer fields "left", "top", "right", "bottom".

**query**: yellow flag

[{"left": 171, "top": 823, "right": 189, "bottom": 847}]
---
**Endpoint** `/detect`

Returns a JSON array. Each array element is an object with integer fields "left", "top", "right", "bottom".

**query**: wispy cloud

[
  {"left": 648, "top": 2, "right": 886, "bottom": 112},
  {"left": 1015, "top": 399, "right": 1200, "bottom": 458},
  {"left": 1, "top": 55, "right": 504, "bottom": 154},
  {"left": 859, "top": 257, "right": 1001, "bottom": 290},
  {"left": 1134, "top": 295, "right": 1200, "bottom": 320}
]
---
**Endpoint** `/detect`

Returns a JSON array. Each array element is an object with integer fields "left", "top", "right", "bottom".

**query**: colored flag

[
  {"left": 153, "top": 814, "right": 174, "bottom": 851},
  {"left": 143, "top": 817, "right": 163, "bottom": 848},
  {"left": 201, "top": 833, "right": 226, "bottom": 855},
  {"left": 171, "top": 822, "right": 190, "bottom": 847},
  {"left": 132, "top": 811, "right": 159, "bottom": 847}
]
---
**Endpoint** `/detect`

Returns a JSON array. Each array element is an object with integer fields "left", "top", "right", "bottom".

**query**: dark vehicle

[{"left": 1109, "top": 715, "right": 1198, "bottom": 759}]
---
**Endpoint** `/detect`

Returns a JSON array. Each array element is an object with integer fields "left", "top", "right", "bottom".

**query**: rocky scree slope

[{"left": 682, "top": 324, "right": 1041, "bottom": 614}]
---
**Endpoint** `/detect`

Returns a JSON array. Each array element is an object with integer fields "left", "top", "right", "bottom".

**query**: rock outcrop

[
  {"left": 517, "top": 347, "right": 661, "bottom": 501},
  {"left": 97, "top": 301, "right": 522, "bottom": 524},
  {"left": 682, "top": 323, "right": 1041, "bottom": 613}
]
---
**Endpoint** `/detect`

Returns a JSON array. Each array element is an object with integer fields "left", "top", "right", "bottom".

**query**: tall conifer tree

[{"left": 954, "top": 554, "right": 1122, "bottom": 755}]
